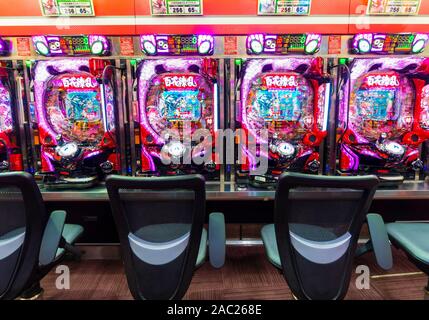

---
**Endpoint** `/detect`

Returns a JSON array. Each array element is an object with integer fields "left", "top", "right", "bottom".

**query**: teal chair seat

[
  {"left": 261, "top": 223, "right": 338, "bottom": 269},
  {"left": 133, "top": 224, "right": 207, "bottom": 268},
  {"left": 386, "top": 223, "right": 429, "bottom": 265}
]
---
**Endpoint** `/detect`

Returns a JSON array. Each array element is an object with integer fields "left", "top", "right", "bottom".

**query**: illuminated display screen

[
  {"left": 276, "top": 34, "right": 306, "bottom": 54},
  {"left": 33, "top": 35, "right": 110, "bottom": 57},
  {"left": 352, "top": 33, "right": 429, "bottom": 54},
  {"left": 247, "top": 34, "right": 321, "bottom": 55},
  {"left": 356, "top": 89, "right": 396, "bottom": 121},
  {"left": 162, "top": 90, "right": 202, "bottom": 121},
  {"left": 65, "top": 91, "right": 101, "bottom": 122},
  {"left": 141, "top": 35, "right": 214, "bottom": 56},
  {"left": 50, "top": 36, "right": 92, "bottom": 55},
  {"left": 257, "top": 89, "right": 302, "bottom": 121},
  {"left": 168, "top": 35, "right": 198, "bottom": 54}
]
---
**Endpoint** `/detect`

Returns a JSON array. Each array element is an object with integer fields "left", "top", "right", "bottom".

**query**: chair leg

[
  {"left": 17, "top": 282, "right": 44, "bottom": 300},
  {"left": 355, "top": 240, "right": 373, "bottom": 257},
  {"left": 64, "top": 242, "right": 83, "bottom": 261}
]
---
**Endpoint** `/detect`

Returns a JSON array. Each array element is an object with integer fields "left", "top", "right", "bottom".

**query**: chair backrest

[
  {"left": 0, "top": 172, "right": 47, "bottom": 300},
  {"left": 106, "top": 174, "right": 206, "bottom": 300},
  {"left": 274, "top": 172, "right": 378, "bottom": 300}
]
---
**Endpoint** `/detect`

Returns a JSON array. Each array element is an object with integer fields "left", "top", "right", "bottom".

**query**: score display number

[
  {"left": 40, "top": 0, "right": 95, "bottom": 17},
  {"left": 367, "top": 0, "right": 421, "bottom": 15},
  {"left": 258, "top": 0, "right": 312, "bottom": 16},
  {"left": 151, "top": 0, "right": 203, "bottom": 16}
]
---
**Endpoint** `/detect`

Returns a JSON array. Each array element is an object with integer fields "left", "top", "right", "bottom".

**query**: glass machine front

[
  {"left": 237, "top": 57, "right": 330, "bottom": 188},
  {"left": 338, "top": 57, "right": 429, "bottom": 183},
  {"left": 0, "top": 38, "right": 23, "bottom": 172},
  {"left": 32, "top": 51, "right": 118, "bottom": 188},
  {"left": 137, "top": 34, "right": 219, "bottom": 179},
  {"left": 137, "top": 58, "right": 218, "bottom": 178}
]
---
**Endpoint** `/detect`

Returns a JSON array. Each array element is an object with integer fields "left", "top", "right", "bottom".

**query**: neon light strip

[
  {"left": 100, "top": 84, "right": 108, "bottom": 131},
  {"left": 323, "top": 83, "right": 330, "bottom": 132},
  {"left": 213, "top": 83, "right": 219, "bottom": 131}
]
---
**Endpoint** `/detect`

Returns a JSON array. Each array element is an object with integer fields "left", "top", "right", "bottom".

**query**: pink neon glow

[
  {"left": 33, "top": 59, "right": 116, "bottom": 170},
  {"left": 0, "top": 81, "right": 12, "bottom": 133},
  {"left": 240, "top": 58, "right": 319, "bottom": 166}
]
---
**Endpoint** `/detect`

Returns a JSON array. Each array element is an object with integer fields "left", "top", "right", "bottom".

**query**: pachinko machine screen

[
  {"left": 45, "top": 74, "right": 109, "bottom": 143},
  {"left": 32, "top": 58, "right": 118, "bottom": 188},
  {"left": 136, "top": 58, "right": 219, "bottom": 179},
  {"left": 237, "top": 58, "right": 331, "bottom": 187},
  {"left": 256, "top": 89, "right": 303, "bottom": 121},
  {"left": 338, "top": 58, "right": 429, "bottom": 181},
  {"left": 356, "top": 89, "right": 396, "bottom": 121},
  {"left": 163, "top": 90, "right": 202, "bottom": 121}
]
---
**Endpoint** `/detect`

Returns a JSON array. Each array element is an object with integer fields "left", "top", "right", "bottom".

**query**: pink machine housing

[
  {"left": 136, "top": 58, "right": 219, "bottom": 179},
  {"left": 237, "top": 57, "right": 331, "bottom": 186},
  {"left": 338, "top": 58, "right": 429, "bottom": 179},
  {"left": 0, "top": 66, "right": 23, "bottom": 172},
  {"left": 33, "top": 58, "right": 119, "bottom": 188}
]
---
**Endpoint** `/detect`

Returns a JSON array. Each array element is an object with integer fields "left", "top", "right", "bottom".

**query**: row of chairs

[{"left": 0, "top": 172, "right": 428, "bottom": 300}]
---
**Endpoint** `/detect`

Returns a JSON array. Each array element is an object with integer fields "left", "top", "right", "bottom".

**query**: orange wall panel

[
  {"left": 350, "top": 0, "right": 429, "bottom": 15},
  {"left": 1, "top": 1, "right": 429, "bottom": 36},
  {"left": 136, "top": 0, "right": 351, "bottom": 16},
  {"left": 0, "top": 0, "right": 135, "bottom": 16}
]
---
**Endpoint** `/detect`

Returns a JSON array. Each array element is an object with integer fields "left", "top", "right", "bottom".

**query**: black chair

[
  {"left": 261, "top": 172, "right": 379, "bottom": 300},
  {"left": 106, "top": 174, "right": 225, "bottom": 300},
  {"left": 0, "top": 172, "right": 83, "bottom": 300}
]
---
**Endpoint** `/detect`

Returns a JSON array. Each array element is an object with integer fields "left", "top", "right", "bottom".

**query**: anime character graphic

[
  {"left": 368, "top": 0, "right": 386, "bottom": 14},
  {"left": 41, "top": 0, "right": 59, "bottom": 16},
  {"left": 152, "top": 0, "right": 168, "bottom": 14},
  {"left": 259, "top": 0, "right": 276, "bottom": 14}
]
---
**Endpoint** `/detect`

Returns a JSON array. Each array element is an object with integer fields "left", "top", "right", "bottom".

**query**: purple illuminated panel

[
  {"left": 0, "top": 80, "right": 12, "bottom": 133},
  {"left": 239, "top": 58, "right": 329, "bottom": 171},
  {"left": 351, "top": 33, "right": 429, "bottom": 54},
  {"left": 140, "top": 35, "right": 214, "bottom": 56},
  {"left": 32, "top": 35, "right": 111, "bottom": 57},
  {"left": 137, "top": 58, "right": 217, "bottom": 173},
  {"left": 338, "top": 57, "right": 429, "bottom": 173},
  {"left": 0, "top": 38, "right": 10, "bottom": 56},
  {"left": 33, "top": 59, "right": 116, "bottom": 172},
  {"left": 247, "top": 34, "right": 322, "bottom": 55}
]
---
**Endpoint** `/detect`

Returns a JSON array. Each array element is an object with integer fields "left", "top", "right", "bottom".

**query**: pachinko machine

[
  {"left": 28, "top": 35, "right": 123, "bottom": 189},
  {"left": 337, "top": 33, "right": 429, "bottom": 186},
  {"left": 235, "top": 34, "right": 331, "bottom": 188},
  {"left": 133, "top": 34, "right": 221, "bottom": 180}
]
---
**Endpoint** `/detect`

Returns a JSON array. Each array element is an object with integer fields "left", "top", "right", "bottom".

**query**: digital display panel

[
  {"left": 276, "top": 34, "right": 306, "bottom": 54},
  {"left": 168, "top": 35, "right": 198, "bottom": 54},
  {"left": 247, "top": 34, "right": 322, "bottom": 55},
  {"left": 352, "top": 33, "right": 429, "bottom": 54},
  {"left": 65, "top": 91, "right": 101, "bottom": 122},
  {"left": 257, "top": 89, "right": 302, "bottom": 121},
  {"left": 33, "top": 35, "right": 110, "bottom": 56},
  {"left": 356, "top": 89, "right": 396, "bottom": 121},
  {"left": 141, "top": 35, "right": 214, "bottom": 56},
  {"left": 162, "top": 90, "right": 202, "bottom": 121}
]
